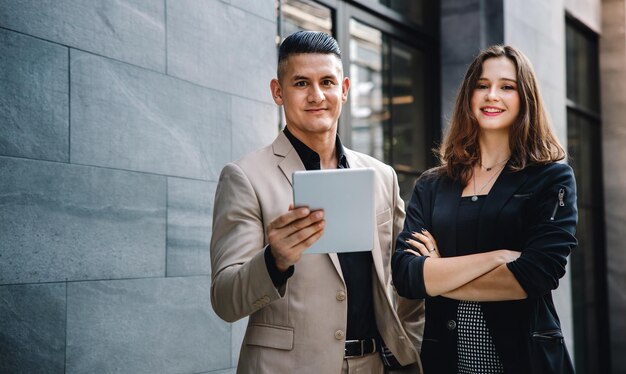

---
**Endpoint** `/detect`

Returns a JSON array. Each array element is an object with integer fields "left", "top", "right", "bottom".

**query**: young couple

[{"left": 210, "top": 31, "right": 577, "bottom": 374}]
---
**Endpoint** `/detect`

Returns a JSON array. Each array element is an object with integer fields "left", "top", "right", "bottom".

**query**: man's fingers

[{"left": 269, "top": 207, "right": 311, "bottom": 230}]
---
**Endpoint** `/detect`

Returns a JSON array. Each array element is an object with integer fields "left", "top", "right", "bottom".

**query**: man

[{"left": 210, "top": 31, "right": 424, "bottom": 373}]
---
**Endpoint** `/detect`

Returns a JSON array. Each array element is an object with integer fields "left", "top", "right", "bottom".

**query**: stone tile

[
  {"left": 0, "top": 0, "right": 165, "bottom": 71},
  {"left": 167, "top": 178, "right": 216, "bottom": 277},
  {"left": 0, "top": 157, "right": 165, "bottom": 284},
  {"left": 0, "top": 29, "right": 68, "bottom": 162},
  {"left": 221, "top": 0, "right": 276, "bottom": 22},
  {"left": 167, "top": 0, "right": 276, "bottom": 103},
  {"left": 231, "top": 317, "right": 248, "bottom": 366},
  {"left": 66, "top": 276, "right": 230, "bottom": 374},
  {"left": 231, "top": 96, "right": 279, "bottom": 160},
  {"left": 0, "top": 283, "right": 66, "bottom": 374},
  {"left": 70, "top": 50, "right": 230, "bottom": 180}
]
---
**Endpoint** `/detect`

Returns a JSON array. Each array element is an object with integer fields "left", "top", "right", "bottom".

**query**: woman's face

[{"left": 470, "top": 56, "right": 520, "bottom": 134}]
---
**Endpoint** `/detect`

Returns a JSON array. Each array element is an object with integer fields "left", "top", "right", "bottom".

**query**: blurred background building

[{"left": 1, "top": 0, "right": 624, "bottom": 373}]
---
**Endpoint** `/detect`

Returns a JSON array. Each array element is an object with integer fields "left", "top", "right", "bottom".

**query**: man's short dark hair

[{"left": 277, "top": 31, "right": 342, "bottom": 80}]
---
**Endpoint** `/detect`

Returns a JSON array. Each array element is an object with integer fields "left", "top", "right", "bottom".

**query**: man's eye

[
  {"left": 322, "top": 80, "right": 334, "bottom": 86},
  {"left": 295, "top": 81, "right": 307, "bottom": 87}
]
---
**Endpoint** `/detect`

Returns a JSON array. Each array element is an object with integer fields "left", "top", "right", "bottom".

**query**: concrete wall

[
  {"left": 600, "top": 1, "right": 626, "bottom": 372},
  {"left": 0, "top": 1, "right": 278, "bottom": 373}
]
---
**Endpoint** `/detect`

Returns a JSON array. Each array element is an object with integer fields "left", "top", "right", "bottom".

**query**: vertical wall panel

[
  {"left": 0, "top": 283, "right": 66, "bottom": 374},
  {"left": 0, "top": 29, "right": 68, "bottom": 162},
  {"left": 167, "top": 178, "right": 216, "bottom": 277}
]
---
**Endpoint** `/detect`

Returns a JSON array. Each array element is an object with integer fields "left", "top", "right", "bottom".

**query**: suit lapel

[
  {"left": 477, "top": 166, "right": 528, "bottom": 249},
  {"left": 273, "top": 132, "right": 305, "bottom": 186}
]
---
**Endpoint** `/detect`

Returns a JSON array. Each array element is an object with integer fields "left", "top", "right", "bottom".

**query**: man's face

[{"left": 270, "top": 53, "right": 350, "bottom": 141}]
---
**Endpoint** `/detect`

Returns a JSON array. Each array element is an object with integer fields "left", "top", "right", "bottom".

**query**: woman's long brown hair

[{"left": 439, "top": 45, "right": 565, "bottom": 185}]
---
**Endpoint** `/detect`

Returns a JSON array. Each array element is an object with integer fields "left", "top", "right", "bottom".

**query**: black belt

[{"left": 344, "top": 338, "right": 377, "bottom": 357}]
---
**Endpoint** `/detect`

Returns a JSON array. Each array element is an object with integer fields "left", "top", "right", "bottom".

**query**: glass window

[
  {"left": 348, "top": 20, "right": 387, "bottom": 162},
  {"left": 349, "top": 18, "right": 426, "bottom": 201},
  {"left": 282, "top": 0, "right": 332, "bottom": 36},
  {"left": 566, "top": 19, "right": 609, "bottom": 374},
  {"left": 566, "top": 22, "right": 600, "bottom": 113},
  {"left": 378, "top": 0, "right": 423, "bottom": 25}
]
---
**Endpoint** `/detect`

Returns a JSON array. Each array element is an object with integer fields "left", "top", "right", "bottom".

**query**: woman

[{"left": 392, "top": 45, "right": 577, "bottom": 374}]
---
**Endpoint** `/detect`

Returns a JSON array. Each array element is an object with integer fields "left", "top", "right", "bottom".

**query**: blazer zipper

[{"left": 550, "top": 188, "right": 565, "bottom": 221}]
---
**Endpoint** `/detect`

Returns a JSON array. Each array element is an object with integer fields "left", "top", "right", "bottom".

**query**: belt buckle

[{"left": 344, "top": 339, "right": 373, "bottom": 357}]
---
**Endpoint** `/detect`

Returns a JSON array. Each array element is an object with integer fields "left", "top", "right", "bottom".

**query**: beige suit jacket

[{"left": 210, "top": 132, "right": 424, "bottom": 373}]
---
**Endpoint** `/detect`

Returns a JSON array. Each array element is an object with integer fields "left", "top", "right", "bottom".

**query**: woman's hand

[{"left": 405, "top": 229, "right": 440, "bottom": 259}]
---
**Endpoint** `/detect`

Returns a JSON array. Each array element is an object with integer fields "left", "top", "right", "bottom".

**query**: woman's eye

[
  {"left": 476, "top": 84, "right": 489, "bottom": 89},
  {"left": 502, "top": 85, "right": 516, "bottom": 90}
]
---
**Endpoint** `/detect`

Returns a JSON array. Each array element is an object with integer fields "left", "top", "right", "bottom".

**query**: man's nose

[{"left": 308, "top": 84, "right": 324, "bottom": 103}]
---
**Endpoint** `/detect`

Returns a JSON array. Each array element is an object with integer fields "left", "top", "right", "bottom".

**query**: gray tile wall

[{"left": 0, "top": 1, "right": 277, "bottom": 372}]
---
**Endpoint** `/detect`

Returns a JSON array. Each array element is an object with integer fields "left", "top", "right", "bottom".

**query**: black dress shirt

[{"left": 264, "top": 127, "right": 378, "bottom": 341}]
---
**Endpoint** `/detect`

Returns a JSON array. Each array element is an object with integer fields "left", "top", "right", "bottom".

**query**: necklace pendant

[{"left": 471, "top": 195, "right": 478, "bottom": 202}]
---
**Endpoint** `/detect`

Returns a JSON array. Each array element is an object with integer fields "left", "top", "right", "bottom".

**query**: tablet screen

[{"left": 292, "top": 168, "right": 375, "bottom": 254}]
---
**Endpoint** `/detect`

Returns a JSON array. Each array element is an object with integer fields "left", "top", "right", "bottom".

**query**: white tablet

[{"left": 292, "top": 168, "right": 375, "bottom": 254}]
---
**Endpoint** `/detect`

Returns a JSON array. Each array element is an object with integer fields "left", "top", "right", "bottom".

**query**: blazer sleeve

[
  {"left": 392, "top": 172, "right": 432, "bottom": 300},
  {"left": 210, "top": 162, "right": 283, "bottom": 323},
  {"left": 507, "top": 163, "right": 578, "bottom": 298},
  {"left": 390, "top": 167, "right": 426, "bottom": 352}
]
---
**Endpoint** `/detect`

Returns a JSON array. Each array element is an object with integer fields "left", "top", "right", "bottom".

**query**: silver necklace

[
  {"left": 472, "top": 164, "right": 507, "bottom": 202},
  {"left": 480, "top": 158, "right": 509, "bottom": 172}
]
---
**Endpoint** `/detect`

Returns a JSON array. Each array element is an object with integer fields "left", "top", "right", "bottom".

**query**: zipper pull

[{"left": 550, "top": 188, "right": 566, "bottom": 221}]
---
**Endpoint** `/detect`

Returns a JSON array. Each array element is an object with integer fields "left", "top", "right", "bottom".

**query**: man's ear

[
  {"left": 270, "top": 79, "right": 283, "bottom": 106},
  {"left": 341, "top": 77, "right": 350, "bottom": 104}
]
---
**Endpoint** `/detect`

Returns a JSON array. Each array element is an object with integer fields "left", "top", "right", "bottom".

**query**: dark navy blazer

[{"left": 392, "top": 162, "right": 578, "bottom": 374}]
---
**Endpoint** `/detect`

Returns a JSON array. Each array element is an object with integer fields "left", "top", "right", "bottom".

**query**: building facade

[{"left": 1, "top": 1, "right": 624, "bottom": 373}]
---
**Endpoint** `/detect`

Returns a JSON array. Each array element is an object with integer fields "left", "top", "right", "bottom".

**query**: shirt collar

[{"left": 283, "top": 127, "right": 348, "bottom": 170}]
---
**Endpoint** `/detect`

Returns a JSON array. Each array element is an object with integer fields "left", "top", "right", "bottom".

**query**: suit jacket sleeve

[
  {"left": 392, "top": 172, "right": 433, "bottom": 300},
  {"left": 210, "top": 162, "right": 283, "bottom": 323},
  {"left": 507, "top": 163, "right": 578, "bottom": 298},
  {"left": 391, "top": 168, "right": 426, "bottom": 352}
]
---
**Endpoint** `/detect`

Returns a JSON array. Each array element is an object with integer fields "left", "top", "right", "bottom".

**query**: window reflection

[
  {"left": 349, "top": 20, "right": 387, "bottom": 162},
  {"left": 379, "top": 0, "right": 423, "bottom": 25},
  {"left": 349, "top": 18, "right": 426, "bottom": 201},
  {"left": 282, "top": 0, "right": 332, "bottom": 36}
]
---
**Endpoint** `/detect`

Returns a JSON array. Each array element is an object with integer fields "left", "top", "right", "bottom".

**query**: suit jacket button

[
  {"left": 335, "top": 330, "right": 345, "bottom": 340},
  {"left": 446, "top": 320, "right": 457, "bottom": 330},
  {"left": 336, "top": 291, "right": 346, "bottom": 301}
]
